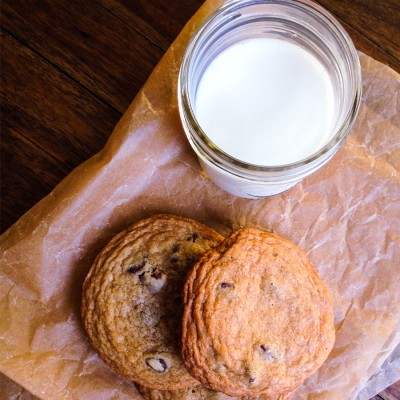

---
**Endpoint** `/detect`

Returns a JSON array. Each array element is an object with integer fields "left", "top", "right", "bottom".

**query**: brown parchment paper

[{"left": 1, "top": 1, "right": 399, "bottom": 399}]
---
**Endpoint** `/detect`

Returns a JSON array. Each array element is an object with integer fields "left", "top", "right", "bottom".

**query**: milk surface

[{"left": 195, "top": 38, "right": 335, "bottom": 166}]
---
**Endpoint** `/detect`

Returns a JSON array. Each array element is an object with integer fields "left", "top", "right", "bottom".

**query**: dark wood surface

[{"left": 1, "top": 0, "right": 399, "bottom": 398}]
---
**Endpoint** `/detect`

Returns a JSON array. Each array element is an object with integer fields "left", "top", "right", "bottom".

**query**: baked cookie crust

[
  {"left": 136, "top": 383, "right": 293, "bottom": 400},
  {"left": 82, "top": 214, "right": 223, "bottom": 390},
  {"left": 182, "top": 228, "right": 335, "bottom": 397}
]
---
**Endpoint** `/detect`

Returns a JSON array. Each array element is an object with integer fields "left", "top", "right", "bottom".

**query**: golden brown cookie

[
  {"left": 137, "top": 384, "right": 232, "bottom": 400},
  {"left": 182, "top": 228, "right": 335, "bottom": 398},
  {"left": 82, "top": 214, "right": 223, "bottom": 390},
  {"left": 136, "top": 383, "right": 293, "bottom": 400}
]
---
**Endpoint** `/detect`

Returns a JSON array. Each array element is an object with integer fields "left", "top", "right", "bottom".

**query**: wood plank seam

[
  {"left": 93, "top": 0, "right": 167, "bottom": 53},
  {"left": 1, "top": 26, "right": 122, "bottom": 117},
  {"left": 1, "top": 120, "right": 70, "bottom": 167}
]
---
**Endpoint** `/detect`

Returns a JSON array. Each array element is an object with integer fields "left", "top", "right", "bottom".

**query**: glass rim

[{"left": 179, "top": 0, "right": 362, "bottom": 173}]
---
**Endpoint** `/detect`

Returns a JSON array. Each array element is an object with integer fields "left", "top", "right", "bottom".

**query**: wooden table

[{"left": 1, "top": 0, "right": 399, "bottom": 398}]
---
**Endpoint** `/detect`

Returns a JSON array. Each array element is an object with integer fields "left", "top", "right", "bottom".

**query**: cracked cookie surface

[
  {"left": 82, "top": 214, "right": 223, "bottom": 390},
  {"left": 182, "top": 228, "right": 335, "bottom": 398}
]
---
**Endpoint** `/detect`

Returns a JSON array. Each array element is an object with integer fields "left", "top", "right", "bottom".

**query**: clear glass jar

[{"left": 178, "top": 0, "right": 362, "bottom": 198}]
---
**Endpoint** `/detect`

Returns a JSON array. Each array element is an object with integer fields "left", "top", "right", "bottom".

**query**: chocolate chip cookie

[
  {"left": 136, "top": 383, "right": 293, "bottom": 400},
  {"left": 82, "top": 214, "right": 223, "bottom": 390},
  {"left": 182, "top": 228, "right": 335, "bottom": 398}
]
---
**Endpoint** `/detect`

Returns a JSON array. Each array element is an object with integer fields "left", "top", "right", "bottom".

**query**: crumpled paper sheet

[
  {"left": 0, "top": 0, "right": 399, "bottom": 398},
  {"left": 357, "top": 342, "right": 400, "bottom": 400}
]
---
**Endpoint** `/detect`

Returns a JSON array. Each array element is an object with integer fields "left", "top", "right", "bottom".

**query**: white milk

[{"left": 195, "top": 38, "right": 335, "bottom": 166}]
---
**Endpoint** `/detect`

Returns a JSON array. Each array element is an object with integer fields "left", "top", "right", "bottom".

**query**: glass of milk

[{"left": 178, "top": 0, "right": 362, "bottom": 198}]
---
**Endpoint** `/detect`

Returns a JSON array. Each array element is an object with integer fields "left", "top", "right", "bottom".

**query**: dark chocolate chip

[
  {"left": 187, "top": 233, "right": 198, "bottom": 242},
  {"left": 159, "top": 358, "right": 167, "bottom": 371},
  {"left": 127, "top": 260, "right": 146, "bottom": 274},
  {"left": 260, "top": 345, "right": 275, "bottom": 359},
  {"left": 145, "top": 357, "right": 169, "bottom": 372},
  {"left": 249, "top": 377, "right": 255, "bottom": 383},
  {"left": 151, "top": 269, "right": 164, "bottom": 280},
  {"left": 220, "top": 282, "right": 234, "bottom": 289},
  {"left": 170, "top": 256, "right": 178, "bottom": 264},
  {"left": 260, "top": 345, "right": 269, "bottom": 352}
]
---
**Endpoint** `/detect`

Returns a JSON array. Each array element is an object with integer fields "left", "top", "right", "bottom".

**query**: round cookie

[
  {"left": 136, "top": 383, "right": 293, "bottom": 400},
  {"left": 182, "top": 228, "right": 335, "bottom": 398},
  {"left": 82, "top": 214, "right": 223, "bottom": 390}
]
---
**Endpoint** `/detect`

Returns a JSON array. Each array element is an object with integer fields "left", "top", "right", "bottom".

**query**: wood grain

[
  {"left": 1, "top": 29, "right": 119, "bottom": 225},
  {"left": 95, "top": 0, "right": 204, "bottom": 52},
  {"left": 1, "top": 0, "right": 164, "bottom": 112},
  {"left": 0, "top": 1, "right": 399, "bottom": 397},
  {"left": 316, "top": 0, "right": 400, "bottom": 72},
  {"left": 372, "top": 381, "right": 400, "bottom": 400}
]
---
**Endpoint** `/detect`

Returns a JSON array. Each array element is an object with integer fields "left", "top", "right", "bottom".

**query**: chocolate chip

[
  {"left": 139, "top": 268, "right": 166, "bottom": 292},
  {"left": 170, "top": 256, "right": 178, "bottom": 264},
  {"left": 220, "top": 282, "right": 234, "bottom": 289},
  {"left": 127, "top": 260, "right": 146, "bottom": 274},
  {"left": 249, "top": 377, "right": 255, "bottom": 383},
  {"left": 187, "top": 233, "right": 198, "bottom": 242},
  {"left": 172, "top": 244, "right": 180, "bottom": 253},
  {"left": 159, "top": 358, "right": 167, "bottom": 371},
  {"left": 151, "top": 269, "right": 163, "bottom": 280},
  {"left": 260, "top": 345, "right": 275, "bottom": 359},
  {"left": 145, "top": 357, "right": 169, "bottom": 372}
]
